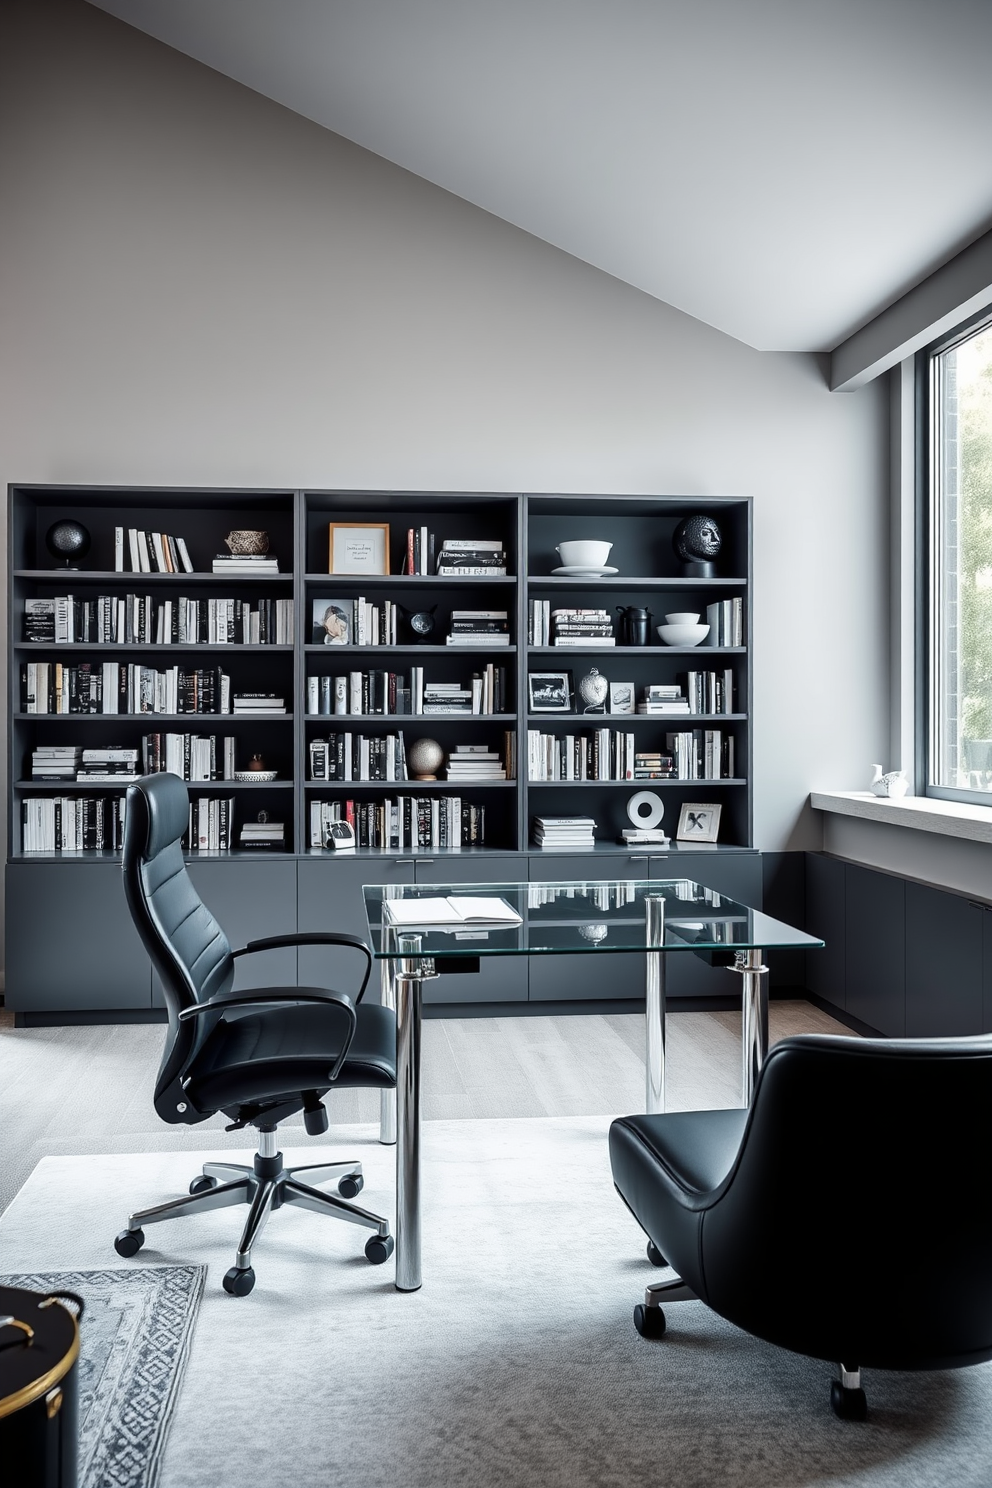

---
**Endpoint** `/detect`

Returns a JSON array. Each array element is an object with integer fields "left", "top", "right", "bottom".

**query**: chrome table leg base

[
  {"left": 394, "top": 933, "right": 438, "bottom": 1292},
  {"left": 729, "top": 948, "right": 769, "bottom": 1105},
  {"left": 644, "top": 895, "right": 667, "bottom": 1114}
]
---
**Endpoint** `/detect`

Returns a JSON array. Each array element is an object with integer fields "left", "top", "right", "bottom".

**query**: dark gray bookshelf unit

[{"left": 6, "top": 485, "right": 754, "bottom": 1020}]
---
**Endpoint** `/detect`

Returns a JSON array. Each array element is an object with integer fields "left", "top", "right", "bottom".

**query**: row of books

[
  {"left": 529, "top": 601, "right": 616, "bottom": 647},
  {"left": 305, "top": 665, "right": 510, "bottom": 716},
  {"left": 309, "top": 733, "right": 410, "bottom": 783},
  {"left": 637, "top": 671, "right": 736, "bottom": 715},
  {"left": 309, "top": 797, "right": 488, "bottom": 850},
  {"left": 20, "top": 662, "right": 232, "bottom": 715},
  {"left": 312, "top": 597, "right": 399, "bottom": 647},
  {"left": 30, "top": 747, "right": 142, "bottom": 784},
  {"left": 403, "top": 533, "right": 508, "bottom": 577},
  {"left": 114, "top": 528, "right": 194, "bottom": 575},
  {"left": 665, "top": 729, "right": 736, "bottom": 780},
  {"left": 532, "top": 816, "right": 596, "bottom": 850},
  {"left": 527, "top": 729, "right": 637, "bottom": 781},
  {"left": 30, "top": 738, "right": 242, "bottom": 783},
  {"left": 445, "top": 610, "right": 511, "bottom": 647},
  {"left": 142, "top": 734, "right": 237, "bottom": 781},
  {"left": 22, "top": 795, "right": 127, "bottom": 852},
  {"left": 24, "top": 595, "right": 292, "bottom": 647},
  {"left": 705, "top": 599, "right": 744, "bottom": 647}
]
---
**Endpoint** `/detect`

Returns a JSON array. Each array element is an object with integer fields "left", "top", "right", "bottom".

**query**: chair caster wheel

[
  {"left": 365, "top": 1234, "right": 394, "bottom": 1265},
  {"left": 633, "top": 1303, "right": 667, "bottom": 1339},
  {"left": 830, "top": 1380, "right": 868, "bottom": 1420},
  {"left": 189, "top": 1175, "right": 218, "bottom": 1195},
  {"left": 223, "top": 1267, "right": 255, "bottom": 1297},
  {"left": 646, "top": 1240, "right": 667, "bottom": 1267},
  {"left": 338, "top": 1174, "right": 364, "bottom": 1199},
  {"left": 114, "top": 1228, "right": 145, "bottom": 1258}
]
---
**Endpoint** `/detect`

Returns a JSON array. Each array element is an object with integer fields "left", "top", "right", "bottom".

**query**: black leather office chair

[
  {"left": 610, "top": 1033, "right": 992, "bottom": 1418},
  {"left": 114, "top": 774, "right": 396, "bottom": 1296}
]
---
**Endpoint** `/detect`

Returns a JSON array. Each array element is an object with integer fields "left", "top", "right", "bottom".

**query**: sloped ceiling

[{"left": 87, "top": 0, "right": 992, "bottom": 352}]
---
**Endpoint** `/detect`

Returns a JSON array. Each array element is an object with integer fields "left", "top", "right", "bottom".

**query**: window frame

[{"left": 919, "top": 303, "right": 992, "bottom": 807}]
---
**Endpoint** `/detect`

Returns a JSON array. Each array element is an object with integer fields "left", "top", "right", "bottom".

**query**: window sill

[{"left": 810, "top": 791, "right": 992, "bottom": 845}]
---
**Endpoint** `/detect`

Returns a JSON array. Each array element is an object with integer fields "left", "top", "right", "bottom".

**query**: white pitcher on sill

[{"left": 870, "top": 765, "right": 909, "bottom": 799}]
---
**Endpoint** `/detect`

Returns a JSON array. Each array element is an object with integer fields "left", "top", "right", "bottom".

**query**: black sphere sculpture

[
  {"left": 673, "top": 514, "right": 722, "bottom": 577},
  {"left": 45, "top": 519, "right": 91, "bottom": 569}
]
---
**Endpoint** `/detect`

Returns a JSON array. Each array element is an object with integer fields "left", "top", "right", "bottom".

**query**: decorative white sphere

[{"left": 408, "top": 737, "right": 445, "bottom": 779}]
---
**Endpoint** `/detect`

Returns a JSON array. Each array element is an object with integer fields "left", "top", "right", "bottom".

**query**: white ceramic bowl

[
  {"left": 556, "top": 540, "right": 612, "bottom": 568},
  {"left": 664, "top": 611, "right": 700, "bottom": 625},
  {"left": 658, "top": 622, "right": 710, "bottom": 647}
]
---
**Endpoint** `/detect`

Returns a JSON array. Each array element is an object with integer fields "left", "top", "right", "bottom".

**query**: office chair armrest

[
  {"left": 177, "top": 988, "right": 358, "bottom": 1080},
  {"left": 233, "top": 933, "right": 373, "bottom": 1002}
]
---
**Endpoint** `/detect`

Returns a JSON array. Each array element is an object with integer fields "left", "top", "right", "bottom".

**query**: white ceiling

[{"left": 86, "top": 0, "right": 992, "bottom": 352}]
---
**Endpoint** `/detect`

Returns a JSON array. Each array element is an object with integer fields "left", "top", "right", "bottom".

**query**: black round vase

[{"left": 45, "top": 520, "right": 91, "bottom": 569}]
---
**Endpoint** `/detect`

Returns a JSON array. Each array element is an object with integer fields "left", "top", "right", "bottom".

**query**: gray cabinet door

[
  {"left": 6, "top": 862, "right": 152, "bottom": 1011},
  {"left": 845, "top": 864, "right": 905, "bottom": 1036},
  {"left": 151, "top": 859, "right": 299, "bottom": 1005},
  {"left": 804, "top": 854, "right": 846, "bottom": 1012},
  {"left": 905, "top": 883, "right": 984, "bottom": 1037},
  {"left": 413, "top": 857, "right": 527, "bottom": 1004},
  {"left": 298, "top": 856, "right": 414, "bottom": 1002},
  {"left": 651, "top": 851, "right": 763, "bottom": 1001},
  {"left": 526, "top": 854, "right": 645, "bottom": 1003}
]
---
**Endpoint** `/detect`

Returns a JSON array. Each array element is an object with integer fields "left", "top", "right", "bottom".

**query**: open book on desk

[{"left": 384, "top": 896, "right": 522, "bottom": 928}]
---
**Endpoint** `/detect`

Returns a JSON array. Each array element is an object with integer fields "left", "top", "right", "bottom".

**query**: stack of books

[
  {"left": 238, "top": 817, "right": 285, "bottom": 851},
  {"left": 436, "top": 540, "right": 507, "bottom": 577},
  {"left": 552, "top": 608, "right": 615, "bottom": 647},
  {"left": 633, "top": 751, "right": 674, "bottom": 779},
  {"left": 30, "top": 746, "right": 82, "bottom": 781},
  {"left": 533, "top": 816, "right": 597, "bottom": 850},
  {"left": 77, "top": 747, "right": 141, "bottom": 784},
  {"left": 637, "top": 685, "right": 690, "bottom": 715},
  {"left": 212, "top": 553, "right": 280, "bottom": 575},
  {"left": 232, "top": 692, "right": 287, "bottom": 715},
  {"left": 445, "top": 745, "right": 507, "bottom": 782},
  {"left": 117, "top": 528, "right": 194, "bottom": 575},
  {"left": 445, "top": 610, "right": 511, "bottom": 647},
  {"left": 422, "top": 682, "right": 473, "bottom": 714}
]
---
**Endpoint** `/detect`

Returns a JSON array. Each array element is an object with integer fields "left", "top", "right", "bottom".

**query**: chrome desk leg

[
  {"left": 395, "top": 932, "right": 436, "bottom": 1292},
  {"left": 645, "top": 895, "right": 666, "bottom": 1115},
  {"left": 379, "top": 922, "right": 397, "bottom": 1146},
  {"left": 732, "top": 948, "right": 769, "bottom": 1106}
]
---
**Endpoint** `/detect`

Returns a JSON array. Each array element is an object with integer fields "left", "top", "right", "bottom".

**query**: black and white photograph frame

[
  {"left": 328, "top": 522, "right": 390, "bottom": 575},
  {"left": 311, "top": 599, "right": 351, "bottom": 646},
  {"left": 609, "top": 681, "right": 635, "bottom": 715},
  {"left": 528, "top": 671, "right": 573, "bottom": 713},
  {"left": 676, "top": 802, "right": 722, "bottom": 842}
]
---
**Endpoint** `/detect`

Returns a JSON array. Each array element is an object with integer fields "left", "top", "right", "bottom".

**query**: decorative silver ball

[
  {"left": 408, "top": 737, "right": 445, "bottom": 779},
  {"left": 46, "top": 519, "right": 90, "bottom": 567},
  {"left": 578, "top": 923, "right": 609, "bottom": 945}
]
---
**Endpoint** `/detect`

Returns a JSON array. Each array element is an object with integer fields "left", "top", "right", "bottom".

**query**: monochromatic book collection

[
  {"left": 309, "top": 797, "right": 488, "bottom": 850},
  {"left": 24, "top": 595, "right": 292, "bottom": 645},
  {"left": 21, "top": 662, "right": 232, "bottom": 715},
  {"left": 305, "top": 664, "right": 509, "bottom": 716},
  {"left": 115, "top": 527, "right": 194, "bottom": 575}
]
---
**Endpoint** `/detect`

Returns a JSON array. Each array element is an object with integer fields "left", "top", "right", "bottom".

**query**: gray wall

[{"left": 0, "top": 0, "right": 889, "bottom": 950}]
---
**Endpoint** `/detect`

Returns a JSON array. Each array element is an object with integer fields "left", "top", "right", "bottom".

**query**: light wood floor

[{"left": 0, "top": 1000, "right": 847, "bottom": 1214}]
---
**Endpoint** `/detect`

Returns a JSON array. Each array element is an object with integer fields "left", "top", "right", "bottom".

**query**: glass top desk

[{"left": 363, "top": 878, "right": 823, "bottom": 1291}]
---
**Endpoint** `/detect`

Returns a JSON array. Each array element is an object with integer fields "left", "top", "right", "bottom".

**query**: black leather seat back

[
  {"left": 122, "top": 775, "right": 236, "bottom": 1124},
  {"left": 702, "top": 1034, "right": 992, "bottom": 1369}
]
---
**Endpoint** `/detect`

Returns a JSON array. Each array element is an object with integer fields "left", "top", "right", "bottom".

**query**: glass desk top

[{"left": 362, "top": 879, "right": 824, "bottom": 960}]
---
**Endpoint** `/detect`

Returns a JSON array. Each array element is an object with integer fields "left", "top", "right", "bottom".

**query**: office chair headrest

[{"left": 128, "top": 773, "right": 190, "bottom": 859}]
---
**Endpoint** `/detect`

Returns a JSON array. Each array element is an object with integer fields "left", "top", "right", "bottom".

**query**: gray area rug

[
  {"left": 1, "top": 1118, "right": 990, "bottom": 1488},
  {"left": 0, "top": 1266, "right": 203, "bottom": 1488}
]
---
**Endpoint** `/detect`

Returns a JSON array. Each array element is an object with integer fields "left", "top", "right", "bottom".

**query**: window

[{"left": 926, "top": 312, "right": 992, "bottom": 802}]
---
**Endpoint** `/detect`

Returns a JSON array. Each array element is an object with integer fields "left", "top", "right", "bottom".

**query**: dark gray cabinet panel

[
  {"left": 6, "top": 862, "right": 151, "bottom": 1011},
  {"left": 652, "top": 850, "right": 762, "bottom": 1000},
  {"left": 413, "top": 857, "right": 526, "bottom": 1003},
  {"left": 984, "top": 913, "right": 992, "bottom": 1034},
  {"left": 905, "top": 884, "right": 984, "bottom": 1037},
  {"left": 804, "top": 854, "right": 846, "bottom": 1011},
  {"left": 845, "top": 864, "right": 905, "bottom": 1036},
  {"left": 297, "top": 856, "right": 414, "bottom": 1002},
  {"left": 151, "top": 860, "right": 299, "bottom": 1005}
]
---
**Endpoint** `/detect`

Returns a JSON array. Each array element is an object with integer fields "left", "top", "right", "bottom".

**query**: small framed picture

[
  {"left": 528, "top": 671, "right": 573, "bottom": 712},
  {"left": 609, "top": 681, "right": 634, "bottom": 715},
  {"left": 328, "top": 522, "right": 390, "bottom": 575},
  {"left": 676, "top": 802, "right": 722, "bottom": 843},
  {"left": 312, "top": 599, "right": 351, "bottom": 646}
]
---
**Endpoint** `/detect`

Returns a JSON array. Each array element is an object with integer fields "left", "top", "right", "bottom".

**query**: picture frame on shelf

[
  {"left": 311, "top": 600, "right": 351, "bottom": 646},
  {"left": 676, "top": 802, "right": 722, "bottom": 843},
  {"left": 609, "top": 681, "right": 634, "bottom": 715},
  {"left": 328, "top": 522, "right": 390, "bottom": 576},
  {"left": 528, "top": 671, "right": 572, "bottom": 713}
]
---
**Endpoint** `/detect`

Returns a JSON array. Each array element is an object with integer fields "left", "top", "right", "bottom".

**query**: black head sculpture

[{"left": 673, "top": 515, "right": 722, "bottom": 564}]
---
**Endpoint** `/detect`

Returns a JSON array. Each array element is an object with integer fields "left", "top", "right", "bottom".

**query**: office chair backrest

[
  {"left": 122, "top": 774, "right": 236, "bottom": 1124},
  {"left": 702, "top": 1033, "right": 992, "bottom": 1369}
]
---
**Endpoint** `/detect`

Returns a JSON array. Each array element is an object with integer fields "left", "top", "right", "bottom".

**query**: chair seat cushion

[
  {"left": 609, "top": 1109, "right": 747, "bottom": 1294},
  {"left": 186, "top": 995, "right": 396, "bottom": 1110}
]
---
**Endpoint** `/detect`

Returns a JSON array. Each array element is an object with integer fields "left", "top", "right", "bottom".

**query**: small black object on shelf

[
  {"left": 403, "top": 604, "right": 437, "bottom": 642},
  {"left": 45, "top": 519, "right": 91, "bottom": 569},
  {"left": 673, "top": 514, "right": 721, "bottom": 578}
]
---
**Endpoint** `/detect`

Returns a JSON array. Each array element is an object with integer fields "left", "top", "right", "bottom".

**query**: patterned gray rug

[{"left": 1, "top": 1266, "right": 203, "bottom": 1488}]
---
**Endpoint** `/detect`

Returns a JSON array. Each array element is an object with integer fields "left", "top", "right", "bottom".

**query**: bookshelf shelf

[
  {"left": 304, "top": 779, "right": 516, "bottom": 790},
  {"left": 528, "top": 575, "right": 748, "bottom": 588},
  {"left": 528, "top": 777, "right": 747, "bottom": 788},
  {"left": 15, "top": 570, "right": 293, "bottom": 584},
  {"left": 14, "top": 644, "right": 295, "bottom": 654}
]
